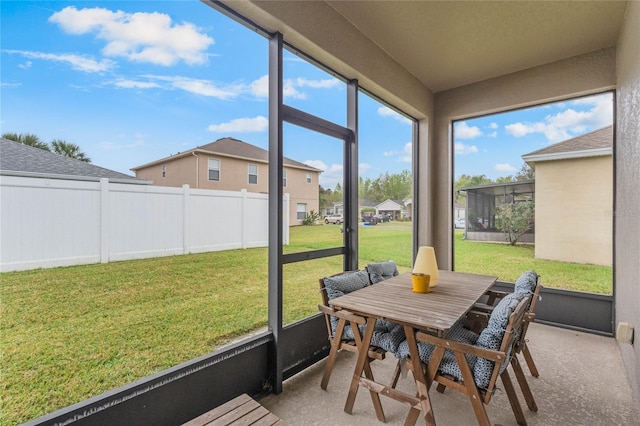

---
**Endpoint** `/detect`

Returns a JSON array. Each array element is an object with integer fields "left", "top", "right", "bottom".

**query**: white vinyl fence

[{"left": 0, "top": 176, "right": 290, "bottom": 272}]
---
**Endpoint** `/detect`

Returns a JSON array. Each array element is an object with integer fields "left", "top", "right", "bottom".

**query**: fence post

[
  {"left": 241, "top": 189, "right": 247, "bottom": 249},
  {"left": 183, "top": 184, "right": 190, "bottom": 254},
  {"left": 283, "top": 193, "right": 290, "bottom": 245},
  {"left": 100, "top": 178, "right": 109, "bottom": 264}
]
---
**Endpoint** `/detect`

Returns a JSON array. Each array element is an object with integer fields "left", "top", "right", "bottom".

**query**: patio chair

[
  {"left": 468, "top": 271, "right": 542, "bottom": 378},
  {"left": 318, "top": 270, "right": 405, "bottom": 390},
  {"left": 395, "top": 292, "right": 537, "bottom": 426},
  {"left": 365, "top": 260, "right": 399, "bottom": 284}
]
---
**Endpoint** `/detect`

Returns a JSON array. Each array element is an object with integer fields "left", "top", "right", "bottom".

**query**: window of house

[
  {"left": 296, "top": 203, "right": 307, "bottom": 220},
  {"left": 283, "top": 169, "right": 287, "bottom": 188},
  {"left": 208, "top": 158, "right": 220, "bottom": 181},
  {"left": 248, "top": 163, "right": 258, "bottom": 184},
  {"left": 306, "top": 173, "right": 311, "bottom": 184},
  {"left": 161, "top": 165, "right": 166, "bottom": 178}
]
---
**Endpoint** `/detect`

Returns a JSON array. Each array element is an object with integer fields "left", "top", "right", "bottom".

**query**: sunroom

[{"left": 23, "top": 1, "right": 639, "bottom": 425}]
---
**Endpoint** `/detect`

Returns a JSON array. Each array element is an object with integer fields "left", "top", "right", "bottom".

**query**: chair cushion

[
  {"left": 514, "top": 270, "right": 538, "bottom": 295},
  {"left": 394, "top": 323, "right": 480, "bottom": 383},
  {"left": 323, "top": 270, "right": 370, "bottom": 300},
  {"left": 367, "top": 261, "right": 399, "bottom": 284},
  {"left": 322, "top": 270, "right": 406, "bottom": 349},
  {"left": 370, "top": 321, "right": 406, "bottom": 353},
  {"left": 473, "top": 292, "right": 525, "bottom": 389}
]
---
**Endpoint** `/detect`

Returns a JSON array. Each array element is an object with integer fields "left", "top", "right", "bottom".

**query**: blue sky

[
  {"left": 1, "top": 1, "right": 612, "bottom": 188},
  {"left": 454, "top": 92, "right": 613, "bottom": 180}
]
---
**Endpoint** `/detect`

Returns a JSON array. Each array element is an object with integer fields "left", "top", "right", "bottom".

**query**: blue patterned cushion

[
  {"left": 395, "top": 294, "right": 526, "bottom": 390},
  {"left": 323, "top": 270, "right": 406, "bottom": 349},
  {"left": 473, "top": 292, "right": 525, "bottom": 389},
  {"left": 324, "top": 270, "right": 370, "bottom": 300},
  {"left": 370, "top": 321, "right": 406, "bottom": 353},
  {"left": 323, "top": 271, "right": 370, "bottom": 337},
  {"left": 367, "top": 261, "right": 399, "bottom": 284},
  {"left": 394, "top": 324, "right": 480, "bottom": 382},
  {"left": 514, "top": 270, "right": 538, "bottom": 295}
]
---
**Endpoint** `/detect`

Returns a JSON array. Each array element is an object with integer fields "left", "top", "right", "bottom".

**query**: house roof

[
  {"left": 131, "top": 137, "right": 323, "bottom": 173},
  {"left": 0, "top": 138, "right": 147, "bottom": 184},
  {"left": 459, "top": 180, "right": 536, "bottom": 197},
  {"left": 522, "top": 125, "right": 613, "bottom": 163},
  {"left": 375, "top": 199, "right": 404, "bottom": 211}
]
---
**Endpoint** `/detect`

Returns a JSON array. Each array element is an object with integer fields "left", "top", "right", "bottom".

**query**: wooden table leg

[
  {"left": 403, "top": 326, "right": 436, "bottom": 426},
  {"left": 344, "top": 317, "right": 386, "bottom": 423}
]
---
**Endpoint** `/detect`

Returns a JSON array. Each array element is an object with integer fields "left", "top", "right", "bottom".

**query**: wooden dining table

[{"left": 329, "top": 270, "right": 498, "bottom": 425}]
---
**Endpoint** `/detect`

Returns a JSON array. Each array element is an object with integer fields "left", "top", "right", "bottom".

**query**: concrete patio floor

[{"left": 260, "top": 323, "right": 639, "bottom": 425}]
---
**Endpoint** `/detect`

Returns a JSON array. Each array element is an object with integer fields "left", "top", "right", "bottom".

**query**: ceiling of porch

[
  {"left": 229, "top": 1, "right": 628, "bottom": 93},
  {"left": 325, "top": 1, "right": 628, "bottom": 92}
]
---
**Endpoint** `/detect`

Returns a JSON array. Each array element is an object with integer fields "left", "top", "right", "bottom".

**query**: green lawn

[{"left": 0, "top": 223, "right": 611, "bottom": 425}]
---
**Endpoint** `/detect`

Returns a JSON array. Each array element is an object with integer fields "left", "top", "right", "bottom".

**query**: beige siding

[
  {"left": 134, "top": 154, "right": 319, "bottom": 225},
  {"left": 535, "top": 156, "right": 612, "bottom": 265},
  {"left": 286, "top": 167, "right": 319, "bottom": 225},
  {"left": 134, "top": 155, "right": 198, "bottom": 187}
]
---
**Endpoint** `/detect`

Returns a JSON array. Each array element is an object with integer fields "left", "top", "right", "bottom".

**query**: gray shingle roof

[
  {"left": 522, "top": 125, "right": 612, "bottom": 162},
  {"left": 132, "top": 137, "right": 323, "bottom": 172},
  {"left": 0, "top": 138, "right": 145, "bottom": 183}
]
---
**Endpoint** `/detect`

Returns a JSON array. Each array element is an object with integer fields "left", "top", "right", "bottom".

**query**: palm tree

[
  {"left": 51, "top": 139, "right": 91, "bottom": 163},
  {"left": 2, "top": 132, "right": 51, "bottom": 151}
]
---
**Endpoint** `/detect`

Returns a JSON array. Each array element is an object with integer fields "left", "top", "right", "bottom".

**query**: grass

[
  {"left": 0, "top": 223, "right": 611, "bottom": 425},
  {"left": 453, "top": 231, "right": 613, "bottom": 294}
]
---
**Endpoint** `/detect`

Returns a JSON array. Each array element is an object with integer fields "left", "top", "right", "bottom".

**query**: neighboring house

[
  {"left": 375, "top": 199, "right": 404, "bottom": 220},
  {"left": 454, "top": 202, "right": 465, "bottom": 221},
  {"left": 404, "top": 198, "right": 413, "bottom": 220},
  {"left": 131, "top": 137, "right": 322, "bottom": 225},
  {"left": 0, "top": 138, "right": 146, "bottom": 184},
  {"left": 321, "top": 202, "right": 343, "bottom": 217},
  {"left": 523, "top": 125, "right": 613, "bottom": 266}
]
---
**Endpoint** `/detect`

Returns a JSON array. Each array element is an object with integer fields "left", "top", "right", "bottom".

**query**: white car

[
  {"left": 454, "top": 218, "right": 466, "bottom": 229},
  {"left": 325, "top": 214, "right": 343, "bottom": 224}
]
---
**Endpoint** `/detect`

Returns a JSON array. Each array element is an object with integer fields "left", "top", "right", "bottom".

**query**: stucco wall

[
  {"left": 615, "top": 0, "right": 640, "bottom": 405},
  {"left": 535, "top": 156, "right": 613, "bottom": 266}
]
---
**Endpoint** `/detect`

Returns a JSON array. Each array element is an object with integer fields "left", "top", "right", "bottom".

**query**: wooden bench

[{"left": 181, "top": 393, "right": 284, "bottom": 426}]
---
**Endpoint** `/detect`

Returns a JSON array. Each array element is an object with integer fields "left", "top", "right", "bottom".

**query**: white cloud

[
  {"left": 494, "top": 163, "right": 516, "bottom": 172},
  {"left": 49, "top": 6, "right": 213, "bottom": 66},
  {"left": 505, "top": 93, "right": 613, "bottom": 142},
  {"left": 113, "top": 78, "right": 161, "bottom": 89},
  {"left": 4, "top": 49, "right": 116, "bottom": 73},
  {"left": 207, "top": 116, "right": 268, "bottom": 133},
  {"left": 249, "top": 75, "right": 269, "bottom": 97},
  {"left": 359, "top": 163, "right": 372, "bottom": 174},
  {"left": 382, "top": 142, "right": 412, "bottom": 163},
  {"left": 304, "top": 160, "right": 342, "bottom": 188},
  {"left": 489, "top": 122, "right": 498, "bottom": 129},
  {"left": 488, "top": 131, "right": 498, "bottom": 138},
  {"left": 143, "top": 75, "right": 242, "bottom": 99},
  {"left": 303, "top": 160, "right": 327, "bottom": 172},
  {"left": 249, "top": 74, "right": 339, "bottom": 100},
  {"left": 18, "top": 61, "right": 32, "bottom": 70},
  {"left": 455, "top": 121, "right": 482, "bottom": 139},
  {"left": 377, "top": 106, "right": 412, "bottom": 125},
  {"left": 294, "top": 77, "right": 341, "bottom": 89},
  {"left": 454, "top": 142, "right": 478, "bottom": 155}
]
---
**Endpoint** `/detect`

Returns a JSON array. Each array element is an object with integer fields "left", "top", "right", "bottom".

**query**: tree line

[
  {"left": 2, "top": 132, "right": 91, "bottom": 163},
  {"left": 319, "top": 169, "right": 413, "bottom": 210}
]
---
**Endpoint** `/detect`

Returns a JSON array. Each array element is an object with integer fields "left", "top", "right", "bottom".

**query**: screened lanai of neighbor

[
  {"left": 459, "top": 181, "right": 535, "bottom": 243},
  {"left": 24, "top": 1, "right": 639, "bottom": 425}
]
